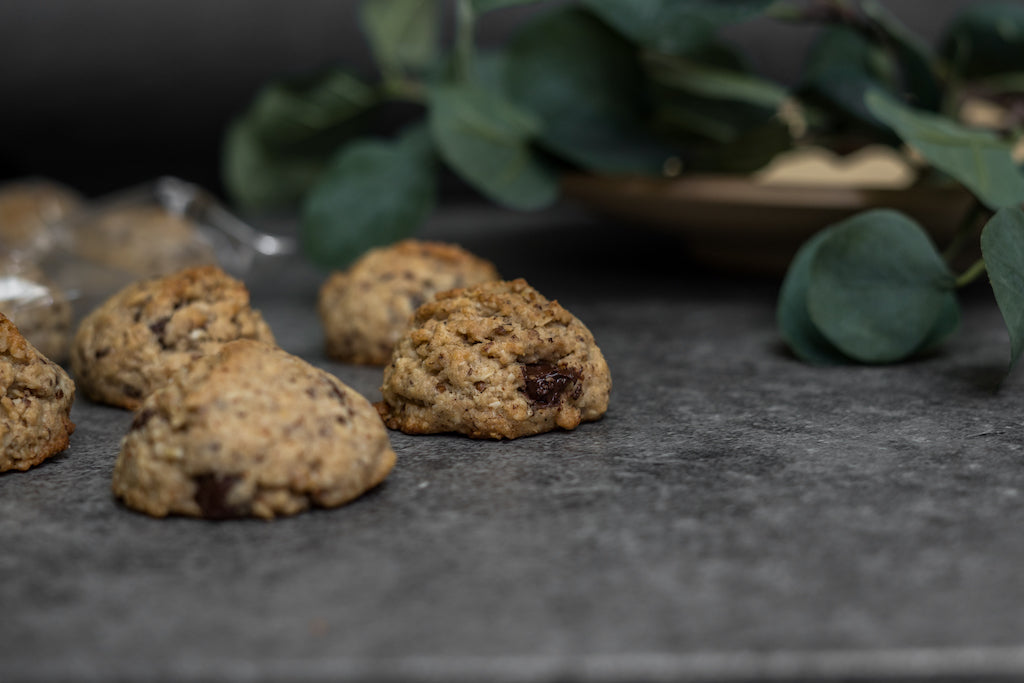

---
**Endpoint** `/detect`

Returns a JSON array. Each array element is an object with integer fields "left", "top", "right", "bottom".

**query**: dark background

[{"left": 0, "top": 0, "right": 977, "bottom": 204}]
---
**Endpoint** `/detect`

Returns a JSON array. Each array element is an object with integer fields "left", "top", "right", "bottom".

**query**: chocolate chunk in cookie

[
  {"left": 319, "top": 239, "right": 499, "bottom": 365},
  {"left": 376, "top": 278, "right": 611, "bottom": 439},
  {"left": 0, "top": 312, "right": 75, "bottom": 472},
  {"left": 71, "top": 265, "right": 275, "bottom": 410},
  {"left": 112, "top": 340, "right": 396, "bottom": 519}
]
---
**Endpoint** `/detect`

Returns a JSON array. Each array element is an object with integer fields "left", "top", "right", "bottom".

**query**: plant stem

[
  {"left": 955, "top": 258, "right": 987, "bottom": 288},
  {"left": 454, "top": 0, "right": 476, "bottom": 84},
  {"left": 943, "top": 198, "right": 989, "bottom": 264}
]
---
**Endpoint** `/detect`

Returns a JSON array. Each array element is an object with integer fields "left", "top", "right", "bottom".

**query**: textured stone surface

[{"left": 3, "top": 205, "right": 1024, "bottom": 682}]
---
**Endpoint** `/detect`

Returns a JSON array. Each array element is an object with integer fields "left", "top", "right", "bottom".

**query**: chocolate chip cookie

[
  {"left": 0, "top": 312, "right": 75, "bottom": 472},
  {"left": 318, "top": 239, "right": 500, "bottom": 365},
  {"left": 71, "top": 265, "right": 275, "bottom": 410},
  {"left": 377, "top": 278, "right": 611, "bottom": 439},
  {"left": 112, "top": 340, "right": 396, "bottom": 519}
]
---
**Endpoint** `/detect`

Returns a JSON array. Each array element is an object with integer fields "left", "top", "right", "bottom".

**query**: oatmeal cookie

[
  {"left": 71, "top": 265, "right": 274, "bottom": 410},
  {"left": 377, "top": 278, "right": 611, "bottom": 439},
  {"left": 112, "top": 340, "right": 396, "bottom": 519},
  {"left": 0, "top": 312, "right": 75, "bottom": 472},
  {"left": 319, "top": 239, "right": 500, "bottom": 365},
  {"left": 73, "top": 204, "right": 217, "bottom": 277}
]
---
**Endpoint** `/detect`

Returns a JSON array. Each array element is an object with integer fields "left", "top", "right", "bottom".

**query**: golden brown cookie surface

[
  {"left": 112, "top": 340, "right": 396, "bottom": 519},
  {"left": 377, "top": 278, "right": 611, "bottom": 439},
  {"left": 319, "top": 240, "right": 499, "bottom": 365},
  {"left": 71, "top": 265, "right": 274, "bottom": 410},
  {"left": 0, "top": 312, "right": 75, "bottom": 472}
]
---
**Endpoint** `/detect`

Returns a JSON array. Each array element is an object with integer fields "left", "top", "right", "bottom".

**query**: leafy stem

[
  {"left": 954, "top": 257, "right": 987, "bottom": 288},
  {"left": 942, "top": 198, "right": 989, "bottom": 264}
]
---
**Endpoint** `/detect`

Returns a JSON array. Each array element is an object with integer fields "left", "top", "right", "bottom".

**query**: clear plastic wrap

[{"left": 0, "top": 176, "right": 295, "bottom": 362}]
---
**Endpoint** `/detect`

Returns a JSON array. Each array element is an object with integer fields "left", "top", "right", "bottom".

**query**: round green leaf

[
  {"left": 980, "top": 207, "right": 1024, "bottom": 372},
  {"left": 807, "top": 209, "right": 955, "bottom": 364},
  {"left": 505, "top": 7, "right": 670, "bottom": 174},
  {"left": 299, "top": 125, "right": 436, "bottom": 268},
  {"left": 777, "top": 225, "right": 852, "bottom": 365},
  {"left": 428, "top": 84, "right": 557, "bottom": 210}
]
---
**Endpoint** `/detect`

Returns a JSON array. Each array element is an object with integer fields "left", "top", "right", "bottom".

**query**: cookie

[
  {"left": 376, "top": 278, "right": 611, "bottom": 439},
  {"left": 112, "top": 340, "right": 396, "bottom": 519},
  {"left": 71, "top": 265, "right": 275, "bottom": 410},
  {"left": 318, "top": 239, "right": 500, "bottom": 365},
  {"left": 0, "top": 312, "right": 75, "bottom": 472},
  {"left": 72, "top": 204, "right": 217, "bottom": 278},
  {"left": 0, "top": 263, "right": 73, "bottom": 362},
  {"left": 0, "top": 179, "right": 82, "bottom": 257}
]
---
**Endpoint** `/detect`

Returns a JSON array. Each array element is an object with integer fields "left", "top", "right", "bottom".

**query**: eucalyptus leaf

[
  {"left": 980, "top": 207, "right": 1024, "bottom": 372},
  {"left": 472, "top": 0, "right": 544, "bottom": 11},
  {"left": 361, "top": 0, "right": 439, "bottom": 77},
  {"left": 222, "top": 119, "right": 329, "bottom": 211},
  {"left": 505, "top": 7, "right": 670, "bottom": 174},
  {"left": 807, "top": 209, "right": 956, "bottom": 364},
  {"left": 915, "top": 292, "right": 961, "bottom": 356},
  {"left": 862, "top": 0, "right": 943, "bottom": 111},
  {"left": 221, "top": 69, "right": 378, "bottom": 210},
  {"left": 299, "top": 125, "right": 436, "bottom": 268},
  {"left": 865, "top": 89, "right": 1024, "bottom": 210},
  {"left": 777, "top": 224, "right": 852, "bottom": 365},
  {"left": 644, "top": 53, "right": 791, "bottom": 110},
  {"left": 428, "top": 83, "right": 557, "bottom": 210},
  {"left": 647, "top": 41, "right": 782, "bottom": 148},
  {"left": 939, "top": 2, "right": 1024, "bottom": 79},
  {"left": 233, "top": 69, "right": 377, "bottom": 150},
  {"left": 800, "top": 26, "right": 895, "bottom": 129},
  {"left": 583, "top": 0, "right": 773, "bottom": 55}
]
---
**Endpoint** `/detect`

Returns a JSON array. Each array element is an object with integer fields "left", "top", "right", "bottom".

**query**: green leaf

[
  {"left": 644, "top": 53, "right": 791, "bottom": 110},
  {"left": 472, "top": 0, "right": 544, "bottom": 11},
  {"left": 865, "top": 89, "right": 1024, "bottom": 210},
  {"left": 582, "top": 0, "right": 773, "bottom": 55},
  {"left": 799, "top": 26, "right": 895, "bottom": 129},
  {"left": 221, "top": 119, "right": 327, "bottom": 211},
  {"left": 916, "top": 292, "right": 961, "bottom": 356},
  {"left": 777, "top": 224, "right": 852, "bottom": 365},
  {"left": 940, "top": 2, "right": 1024, "bottom": 79},
  {"left": 980, "top": 207, "right": 1024, "bottom": 371},
  {"left": 862, "top": 0, "right": 943, "bottom": 111},
  {"left": 505, "top": 7, "right": 670, "bottom": 174},
  {"left": 361, "top": 0, "right": 439, "bottom": 76},
  {"left": 299, "top": 125, "right": 436, "bottom": 268},
  {"left": 428, "top": 83, "right": 557, "bottom": 210},
  {"left": 647, "top": 41, "right": 782, "bottom": 149},
  {"left": 807, "top": 209, "right": 956, "bottom": 364},
  {"left": 221, "top": 69, "right": 378, "bottom": 210}
]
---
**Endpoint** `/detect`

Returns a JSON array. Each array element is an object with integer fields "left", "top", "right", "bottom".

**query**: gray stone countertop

[{"left": 3, "top": 204, "right": 1024, "bottom": 683}]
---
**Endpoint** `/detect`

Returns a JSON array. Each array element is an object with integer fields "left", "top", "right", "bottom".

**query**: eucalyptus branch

[
  {"left": 942, "top": 198, "right": 990, "bottom": 264},
  {"left": 955, "top": 258, "right": 987, "bottom": 288}
]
